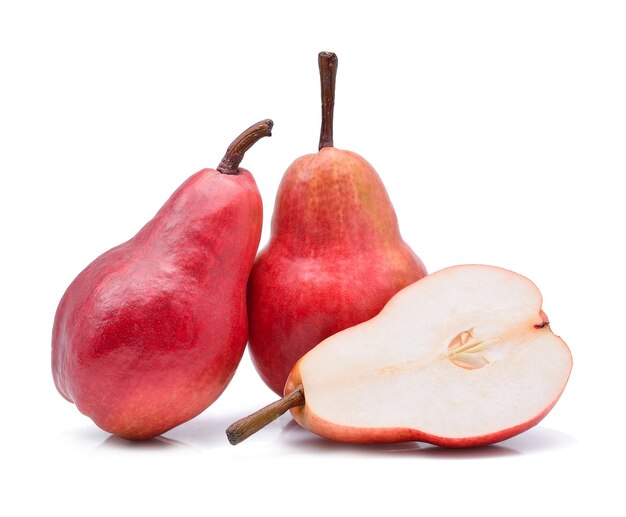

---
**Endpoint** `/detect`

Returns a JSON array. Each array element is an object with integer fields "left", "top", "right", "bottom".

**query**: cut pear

[
  {"left": 285, "top": 265, "right": 571, "bottom": 447},
  {"left": 227, "top": 265, "right": 572, "bottom": 448}
]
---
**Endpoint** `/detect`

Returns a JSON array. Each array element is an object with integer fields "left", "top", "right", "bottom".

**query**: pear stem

[
  {"left": 225, "top": 385, "right": 305, "bottom": 445},
  {"left": 217, "top": 119, "right": 273, "bottom": 175},
  {"left": 318, "top": 51, "right": 338, "bottom": 150}
]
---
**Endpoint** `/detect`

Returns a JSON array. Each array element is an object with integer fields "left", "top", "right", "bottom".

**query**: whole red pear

[
  {"left": 52, "top": 120, "right": 272, "bottom": 440},
  {"left": 248, "top": 53, "right": 426, "bottom": 394}
]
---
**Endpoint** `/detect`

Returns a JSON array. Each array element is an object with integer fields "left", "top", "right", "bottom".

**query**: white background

[{"left": 1, "top": 1, "right": 625, "bottom": 515}]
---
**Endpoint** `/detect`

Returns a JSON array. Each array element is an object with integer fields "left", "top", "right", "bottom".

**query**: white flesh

[{"left": 299, "top": 265, "right": 572, "bottom": 439}]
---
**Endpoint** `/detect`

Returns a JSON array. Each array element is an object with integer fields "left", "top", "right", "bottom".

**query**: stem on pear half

[
  {"left": 217, "top": 119, "right": 273, "bottom": 175},
  {"left": 318, "top": 51, "right": 338, "bottom": 150},
  {"left": 226, "top": 385, "right": 305, "bottom": 445}
]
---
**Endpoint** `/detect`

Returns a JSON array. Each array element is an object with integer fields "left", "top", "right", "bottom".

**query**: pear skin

[
  {"left": 247, "top": 53, "right": 426, "bottom": 394},
  {"left": 52, "top": 120, "right": 272, "bottom": 440}
]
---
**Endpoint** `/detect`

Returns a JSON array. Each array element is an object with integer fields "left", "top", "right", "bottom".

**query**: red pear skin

[
  {"left": 247, "top": 52, "right": 426, "bottom": 394},
  {"left": 52, "top": 121, "right": 270, "bottom": 440},
  {"left": 249, "top": 148, "right": 426, "bottom": 393}
]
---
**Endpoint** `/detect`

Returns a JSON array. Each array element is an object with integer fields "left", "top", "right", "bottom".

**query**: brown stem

[
  {"left": 226, "top": 385, "right": 305, "bottom": 445},
  {"left": 217, "top": 119, "right": 273, "bottom": 175},
  {"left": 318, "top": 51, "right": 338, "bottom": 150}
]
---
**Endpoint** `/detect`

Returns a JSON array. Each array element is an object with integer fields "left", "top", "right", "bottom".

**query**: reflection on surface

[
  {"left": 162, "top": 412, "right": 248, "bottom": 449},
  {"left": 277, "top": 419, "right": 575, "bottom": 458},
  {"left": 99, "top": 434, "right": 194, "bottom": 451},
  {"left": 70, "top": 408, "right": 575, "bottom": 458},
  {"left": 501, "top": 426, "right": 577, "bottom": 453},
  {"left": 73, "top": 411, "right": 244, "bottom": 452}
]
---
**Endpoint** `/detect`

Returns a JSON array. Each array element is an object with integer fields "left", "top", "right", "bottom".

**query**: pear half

[
  {"left": 227, "top": 265, "right": 572, "bottom": 448},
  {"left": 284, "top": 265, "right": 572, "bottom": 447}
]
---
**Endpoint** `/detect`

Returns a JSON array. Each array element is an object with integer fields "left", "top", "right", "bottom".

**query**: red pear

[
  {"left": 52, "top": 120, "right": 272, "bottom": 440},
  {"left": 227, "top": 265, "right": 572, "bottom": 448},
  {"left": 248, "top": 52, "right": 426, "bottom": 394}
]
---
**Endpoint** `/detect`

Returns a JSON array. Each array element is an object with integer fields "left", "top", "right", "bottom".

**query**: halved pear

[{"left": 227, "top": 265, "right": 572, "bottom": 448}]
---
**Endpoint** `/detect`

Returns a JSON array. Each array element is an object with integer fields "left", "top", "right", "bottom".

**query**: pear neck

[
  {"left": 318, "top": 51, "right": 338, "bottom": 151},
  {"left": 217, "top": 119, "right": 273, "bottom": 175}
]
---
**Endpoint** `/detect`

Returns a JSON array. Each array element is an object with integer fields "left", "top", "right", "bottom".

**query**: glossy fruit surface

[
  {"left": 248, "top": 52, "right": 426, "bottom": 394},
  {"left": 52, "top": 120, "right": 271, "bottom": 439}
]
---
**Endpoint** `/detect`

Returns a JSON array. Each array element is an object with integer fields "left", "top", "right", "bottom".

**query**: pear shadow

[
  {"left": 501, "top": 426, "right": 576, "bottom": 454},
  {"left": 160, "top": 411, "right": 249, "bottom": 449},
  {"left": 276, "top": 420, "right": 572, "bottom": 458},
  {"left": 97, "top": 434, "right": 197, "bottom": 452},
  {"left": 67, "top": 424, "right": 111, "bottom": 444},
  {"left": 66, "top": 422, "right": 198, "bottom": 452},
  {"left": 74, "top": 408, "right": 264, "bottom": 452},
  {"left": 412, "top": 444, "right": 520, "bottom": 458}
]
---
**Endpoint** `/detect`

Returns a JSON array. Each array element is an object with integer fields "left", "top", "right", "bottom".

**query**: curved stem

[
  {"left": 318, "top": 51, "right": 338, "bottom": 150},
  {"left": 217, "top": 119, "right": 273, "bottom": 175},
  {"left": 225, "top": 385, "right": 305, "bottom": 445}
]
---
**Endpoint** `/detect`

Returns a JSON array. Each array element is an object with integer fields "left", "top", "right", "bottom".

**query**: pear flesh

[{"left": 285, "top": 265, "right": 572, "bottom": 447}]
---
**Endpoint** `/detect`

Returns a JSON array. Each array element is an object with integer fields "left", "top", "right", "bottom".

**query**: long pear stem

[
  {"left": 217, "top": 119, "right": 273, "bottom": 175},
  {"left": 318, "top": 51, "right": 338, "bottom": 150},
  {"left": 226, "top": 385, "right": 305, "bottom": 445}
]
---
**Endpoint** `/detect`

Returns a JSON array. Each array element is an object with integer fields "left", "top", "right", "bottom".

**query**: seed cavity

[{"left": 447, "top": 328, "right": 500, "bottom": 370}]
